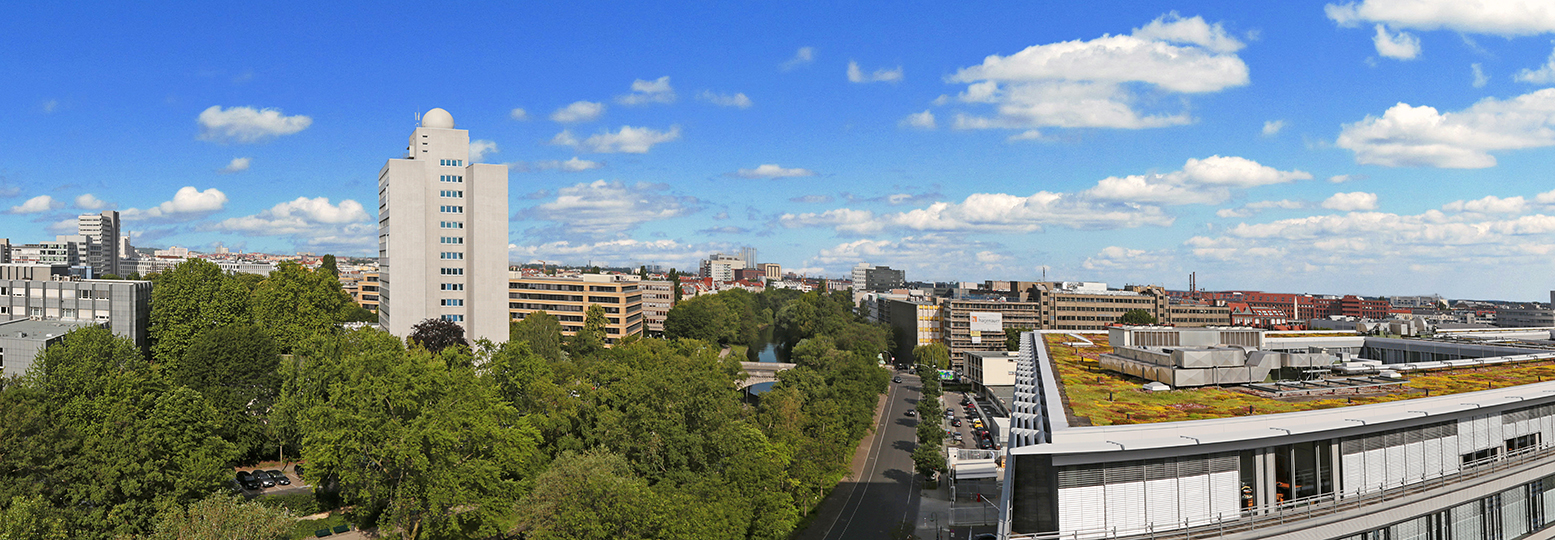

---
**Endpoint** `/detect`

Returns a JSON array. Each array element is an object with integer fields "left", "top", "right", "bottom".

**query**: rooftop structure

[{"left": 0, "top": 319, "right": 103, "bottom": 377}]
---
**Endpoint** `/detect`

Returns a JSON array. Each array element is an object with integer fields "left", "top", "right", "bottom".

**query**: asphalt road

[{"left": 797, "top": 369, "right": 924, "bottom": 540}]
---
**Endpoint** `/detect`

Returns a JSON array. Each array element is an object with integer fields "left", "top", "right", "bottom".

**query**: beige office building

[
  {"left": 508, "top": 273, "right": 644, "bottom": 345},
  {"left": 378, "top": 108, "right": 509, "bottom": 342}
]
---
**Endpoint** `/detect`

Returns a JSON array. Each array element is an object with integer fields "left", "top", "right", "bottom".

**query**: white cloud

[
  {"left": 1007, "top": 130, "right": 1044, "bottom": 142},
  {"left": 74, "top": 193, "right": 110, "bottom": 210},
  {"left": 1371, "top": 24, "right": 1421, "bottom": 59},
  {"left": 549, "top": 101, "right": 606, "bottom": 123},
  {"left": 553, "top": 125, "right": 681, "bottom": 154},
  {"left": 219, "top": 157, "right": 251, "bottom": 173},
  {"left": 698, "top": 91, "right": 753, "bottom": 108},
  {"left": 1217, "top": 199, "right": 1308, "bottom": 218},
  {"left": 1442, "top": 194, "right": 1528, "bottom": 214},
  {"left": 790, "top": 194, "right": 834, "bottom": 203},
  {"left": 1325, "top": 0, "right": 1555, "bottom": 36},
  {"left": 7, "top": 195, "right": 60, "bottom": 214},
  {"left": 730, "top": 164, "right": 816, "bottom": 179},
  {"left": 1329, "top": 174, "right": 1357, "bottom": 183},
  {"left": 1322, "top": 191, "right": 1380, "bottom": 211},
  {"left": 510, "top": 157, "right": 604, "bottom": 173},
  {"left": 1515, "top": 47, "right": 1555, "bottom": 84},
  {"left": 1082, "top": 246, "right": 1175, "bottom": 271},
  {"left": 1083, "top": 155, "right": 1312, "bottom": 205},
  {"left": 1337, "top": 88, "right": 1555, "bottom": 168},
  {"left": 900, "top": 110, "right": 936, "bottom": 129},
  {"left": 510, "top": 108, "right": 530, "bottom": 121},
  {"left": 197, "top": 105, "right": 312, "bottom": 143},
  {"left": 847, "top": 61, "right": 903, "bottom": 83},
  {"left": 522, "top": 180, "right": 699, "bottom": 237},
  {"left": 122, "top": 187, "right": 228, "bottom": 222},
  {"left": 947, "top": 13, "right": 1248, "bottom": 131},
  {"left": 208, "top": 196, "right": 374, "bottom": 253},
  {"left": 616, "top": 76, "right": 676, "bottom": 105},
  {"left": 469, "top": 140, "right": 499, "bottom": 163},
  {"left": 1262, "top": 120, "right": 1286, "bottom": 136},
  {"left": 1473, "top": 63, "right": 1490, "bottom": 87},
  {"left": 808, "top": 235, "right": 1009, "bottom": 275},
  {"left": 782, "top": 47, "right": 815, "bottom": 70},
  {"left": 511, "top": 238, "right": 720, "bottom": 270}
]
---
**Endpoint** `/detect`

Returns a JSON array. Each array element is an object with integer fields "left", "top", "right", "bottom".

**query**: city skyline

[{"left": 6, "top": 2, "right": 1555, "bottom": 300}]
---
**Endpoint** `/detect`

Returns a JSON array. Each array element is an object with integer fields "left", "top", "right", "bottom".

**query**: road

[{"left": 796, "top": 369, "right": 924, "bottom": 540}]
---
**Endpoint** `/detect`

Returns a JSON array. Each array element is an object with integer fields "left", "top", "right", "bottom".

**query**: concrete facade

[
  {"left": 0, "top": 319, "right": 103, "bottom": 377},
  {"left": 0, "top": 277, "right": 149, "bottom": 375},
  {"left": 639, "top": 279, "right": 672, "bottom": 335},
  {"left": 508, "top": 273, "right": 644, "bottom": 345},
  {"left": 379, "top": 108, "right": 508, "bottom": 343},
  {"left": 77, "top": 211, "right": 121, "bottom": 277}
]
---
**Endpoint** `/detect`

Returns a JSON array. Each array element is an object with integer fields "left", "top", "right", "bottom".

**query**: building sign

[
  {"left": 938, "top": 369, "right": 955, "bottom": 381},
  {"left": 970, "top": 330, "right": 981, "bottom": 344},
  {"left": 969, "top": 311, "right": 1002, "bottom": 332}
]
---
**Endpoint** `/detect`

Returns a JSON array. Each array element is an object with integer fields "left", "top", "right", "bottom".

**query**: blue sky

[{"left": 6, "top": 1, "right": 1555, "bottom": 300}]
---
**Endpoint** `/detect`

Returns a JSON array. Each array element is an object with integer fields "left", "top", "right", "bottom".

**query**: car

[
  {"left": 893, "top": 376, "right": 902, "bottom": 383},
  {"left": 977, "top": 439, "right": 991, "bottom": 449},
  {"left": 236, "top": 471, "right": 260, "bottom": 491},
  {"left": 952, "top": 418, "right": 962, "bottom": 427},
  {"left": 267, "top": 470, "right": 290, "bottom": 486},
  {"left": 294, "top": 464, "right": 306, "bottom": 481},
  {"left": 905, "top": 409, "right": 917, "bottom": 416},
  {"left": 953, "top": 432, "right": 964, "bottom": 441},
  {"left": 252, "top": 470, "right": 275, "bottom": 488}
]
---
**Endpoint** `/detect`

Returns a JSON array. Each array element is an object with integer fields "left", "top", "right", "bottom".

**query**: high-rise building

[
  {"left": 378, "top": 108, "right": 509, "bottom": 343},
  {"left": 700, "top": 253, "right": 745, "bottom": 282},
  {"left": 738, "top": 247, "right": 757, "bottom": 269},
  {"left": 77, "top": 211, "right": 121, "bottom": 276}
]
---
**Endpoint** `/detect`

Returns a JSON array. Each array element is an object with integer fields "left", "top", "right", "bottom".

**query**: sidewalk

[
  {"left": 791, "top": 380, "right": 894, "bottom": 540},
  {"left": 917, "top": 390, "right": 997, "bottom": 540}
]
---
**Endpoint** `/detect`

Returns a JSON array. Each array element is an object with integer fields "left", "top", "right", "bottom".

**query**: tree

[
  {"left": 638, "top": 265, "right": 648, "bottom": 279},
  {"left": 567, "top": 304, "right": 609, "bottom": 357},
  {"left": 319, "top": 254, "right": 338, "bottom": 277},
  {"left": 287, "top": 329, "right": 542, "bottom": 540},
  {"left": 149, "top": 259, "right": 252, "bottom": 364},
  {"left": 98, "top": 273, "right": 121, "bottom": 280},
  {"left": 173, "top": 324, "right": 282, "bottom": 461},
  {"left": 149, "top": 494, "right": 295, "bottom": 540},
  {"left": 913, "top": 343, "right": 949, "bottom": 371},
  {"left": 0, "top": 495, "right": 68, "bottom": 540},
  {"left": 911, "top": 444, "right": 945, "bottom": 478},
  {"left": 664, "top": 295, "right": 735, "bottom": 344},
  {"left": 251, "top": 261, "right": 347, "bottom": 352},
  {"left": 126, "top": 271, "right": 142, "bottom": 280},
  {"left": 1119, "top": 309, "right": 1158, "bottom": 325},
  {"left": 510, "top": 311, "right": 565, "bottom": 363},
  {"left": 409, "top": 317, "right": 467, "bottom": 354},
  {"left": 1005, "top": 327, "right": 1032, "bottom": 352},
  {"left": 337, "top": 302, "right": 378, "bottom": 323},
  {"left": 667, "top": 268, "right": 682, "bottom": 304},
  {"left": 516, "top": 450, "right": 661, "bottom": 540}
]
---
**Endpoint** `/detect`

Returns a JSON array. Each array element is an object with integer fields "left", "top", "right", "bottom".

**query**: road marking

[{"left": 817, "top": 373, "right": 899, "bottom": 540}]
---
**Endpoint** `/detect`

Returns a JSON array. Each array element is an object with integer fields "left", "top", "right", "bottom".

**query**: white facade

[
  {"left": 379, "top": 108, "right": 508, "bottom": 343},
  {"left": 77, "top": 211, "right": 121, "bottom": 276}
]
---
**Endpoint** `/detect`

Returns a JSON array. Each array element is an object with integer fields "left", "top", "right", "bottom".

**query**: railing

[{"left": 1004, "top": 442, "right": 1555, "bottom": 540}]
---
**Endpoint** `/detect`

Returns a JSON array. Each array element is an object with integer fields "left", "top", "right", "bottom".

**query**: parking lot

[
  {"left": 938, "top": 391, "right": 999, "bottom": 451},
  {"left": 231, "top": 464, "right": 308, "bottom": 497}
]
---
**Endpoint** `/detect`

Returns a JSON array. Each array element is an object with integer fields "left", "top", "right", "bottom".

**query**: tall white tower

[
  {"left": 378, "top": 108, "right": 509, "bottom": 343},
  {"left": 78, "top": 211, "right": 121, "bottom": 276}
]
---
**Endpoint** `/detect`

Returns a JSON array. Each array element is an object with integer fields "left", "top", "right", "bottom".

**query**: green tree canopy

[
  {"left": 664, "top": 295, "right": 736, "bottom": 344},
  {"left": 173, "top": 324, "right": 282, "bottom": 461},
  {"left": 1005, "top": 327, "right": 1032, "bottom": 352},
  {"left": 511, "top": 311, "right": 565, "bottom": 363},
  {"left": 319, "top": 254, "right": 338, "bottom": 277},
  {"left": 149, "top": 494, "right": 295, "bottom": 540},
  {"left": 149, "top": 259, "right": 252, "bottom": 364},
  {"left": 913, "top": 343, "right": 949, "bottom": 371},
  {"left": 251, "top": 261, "right": 348, "bottom": 351},
  {"left": 1119, "top": 309, "right": 1158, "bottom": 325}
]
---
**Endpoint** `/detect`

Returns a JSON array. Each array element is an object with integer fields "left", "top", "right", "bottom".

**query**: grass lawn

[
  {"left": 731, "top": 344, "right": 749, "bottom": 360},
  {"left": 1045, "top": 334, "right": 1555, "bottom": 426}
]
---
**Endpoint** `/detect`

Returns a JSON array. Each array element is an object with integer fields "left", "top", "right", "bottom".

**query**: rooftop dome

[{"left": 421, "top": 108, "right": 454, "bottom": 129}]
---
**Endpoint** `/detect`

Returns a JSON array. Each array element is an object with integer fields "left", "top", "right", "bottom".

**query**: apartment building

[
  {"left": 882, "top": 296, "right": 944, "bottom": 364},
  {"left": 378, "top": 108, "right": 508, "bottom": 342},
  {"left": 342, "top": 272, "right": 381, "bottom": 314},
  {"left": 941, "top": 297, "right": 1040, "bottom": 370},
  {"left": 640, "top": 279, "right": 672, "bottom": 336},
  {"left": 77, "top": 211, "right": 122, "bottom": 277},
  {"left": 0, "top": 267, "right": 152, "bottom": 367},
  {"left": 509, "top": 273, "right": 644, "bottom": 345}
]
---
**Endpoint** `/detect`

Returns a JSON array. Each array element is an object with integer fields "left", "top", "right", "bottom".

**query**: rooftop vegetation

[{"left": 1045, "top": 334, "right": 1555, "bottom": 426}]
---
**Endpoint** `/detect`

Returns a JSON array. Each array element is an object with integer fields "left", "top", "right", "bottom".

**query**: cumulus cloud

[
  {"left": 219, "top": 157, "right": 251, "bottom": 173},
  {"left": 1329, "top": 174, "right": 1358, "bottom": 183},
  {"left": 698, "top": 91, "right": 752, "bottom": 108},
  {"left": 1370, "top": 24, "right": 1421, "bottom": 59},
  {"left": 1082, "top": 246, "right": 1175, "bottom": 271},
  {"left": 197, "top": 105, "right": 311, "bottom": 143},
  {"left": 808, "top": 235, "right": 1012, "bottom": 276},
  {"left": 550, "top": 101, "right": 606, "bottom": 123},
  {"left": 1515, "top": 47, "right": 1555, "bottom": 84},
  {"left": 1082, "top": 155, "right": 1312, "bottom": 205},
  {"left": 552, "top": 125, "right": 681, "bottom": 154},
  {"left": 122, "top": 187, "right": 228, "bottom": 222},
  {"left": 1337, "top": 88, "right": 1555, "bottom": 168},
  {"left": 1216, "top": 199, "right": 1308, "bottom": 218},
  {"left": 1325, "top": 0, "right": 1555, "bottom": 35},
  {"left": 521, "top": 180, "right": 700, "bottom": 238},
  {"left": 74, "top": 193, "right": 110, "bottom": 210},
  {"left": 1262, "top": 120, "right": 1286, "bottom": 136},
  {"left": 469, "top": 140, "right": 499, "bottom": 163},
  {"left": 511, "top": 238, "right": 720, "bottom": 270},
  {"left": 782, "top": 47, "right": 816, "bottom": 70},
  {"left": 847, "top": 61, "right": 903, "bottom": 83},
  {"left": 7, "top": 195, "right": 61, "bottom": 214},
  {"left": 617, "top": 76, "right": 676, "bottom": 105},
  {"left": 900, "top": 110, "right": 936, "bottom": 129},
  {"left": 208, "top": 196, "right": 374, "bottom": 253},
  {"left": 1322, "top": 191, "right": 1380, "bottom": 211},
  {"left": 946, "top": 13, "right": 1247, "bottom": 131},
  {"left": 509, "top": 108, "right": 529, "bottom": 121},
  {"left": 509, "top": 157, "right": 604, "bottom": 173},
  {"left": 1442, "top": 194, "right": 1528, "bottom": 214},
  {"left": 728, "top": 164, "right": 816, "bottom": 179}
]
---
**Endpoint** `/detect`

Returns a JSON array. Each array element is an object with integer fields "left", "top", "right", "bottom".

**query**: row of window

[
  {"left": 441, "top": 283, "right": 464, "bottom": 291},
  {"left": 440, "top": 252, "right": 464, "bottom": 260},
  {"left": 439, "top": 159, "right": 464, "bottom": 166},
  {"left": 441, "top": 299, "right": 464, "bottom": 306},
  {"left": 440, "top": 190, "right": 463, "bottom": 198},
  {"left": 441, "top": 268, "right": 464, "bottom": 275},
  {"left": 440, "top": 221, "right": 463, "bottom": 229},
  {"left": 441, "top": 314, "right": 465, "bottom": 322},
  {"left": 439, "top": 175, "right": 463, "bottom": 183},
  {"left": 440, "top": 205, "right": 464, "bottom": 213},
  {"left": 440, "top": 236, "right": 463, "bottom": 244}
]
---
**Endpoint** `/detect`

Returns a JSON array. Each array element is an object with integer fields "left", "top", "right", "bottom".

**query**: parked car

[
  {"left": 952, "top": 418, "right": 962, "bottom": 427},
  {"left": 893, "top": 376, "right": 902, "bottom": 383},
  {"left": 953, "top": 432, "right": 964, "bottom": 441},
  {"left": 294, "top": 464, "right": 306, "bottom": 481},
  {"left": 252, "top": 470, "right": 275, "bottom": 488},
  {"left": 905, "top": 409, "right": 917, "bottom": 416},
  {"left": 236, "top": 471, "right": 260, "bottom": 491},
  {"left": 267, "top": 470, "right": 290, "bottom": 486}
]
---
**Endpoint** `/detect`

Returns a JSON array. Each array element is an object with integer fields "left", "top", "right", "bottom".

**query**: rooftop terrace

[{"left": 1045, "top": 332, "right": 1555, "bottom": 426}]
